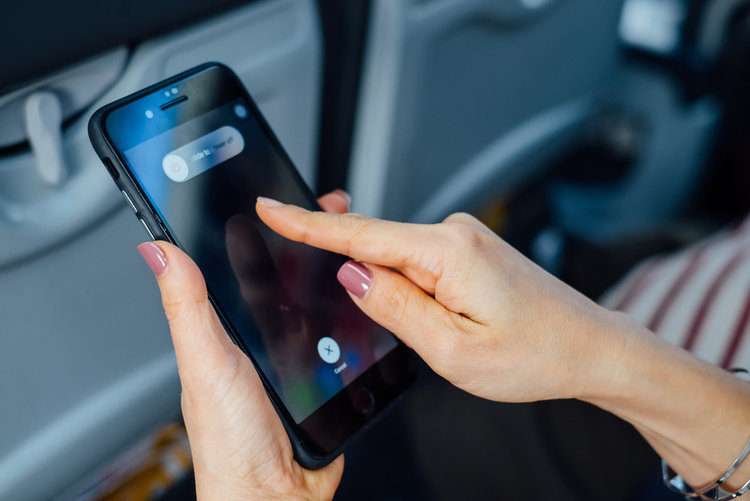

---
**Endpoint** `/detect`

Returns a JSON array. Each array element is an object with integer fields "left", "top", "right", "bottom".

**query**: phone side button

[
  {"left": 139, "top": 219, "right": 155, "bottom": 240},
  {"left": 352, "top": 387, "right": 375, "bottom": 416},
  {"left": 121, "top": 190, "right": 138, "bottom": 214}
]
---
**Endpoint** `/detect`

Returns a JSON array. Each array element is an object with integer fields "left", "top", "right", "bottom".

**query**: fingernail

[
  {"left": 337, "top": 260, "right": 372, "bottom": 299},
  {"left": 137, "top": 242, "right": 168, "bottom": 277},
  {"left": 257, "top": 197, "right": 284, "bottom": 208},
  {"left": 333, "top": 189, "right": 351, "bottom": 206}
]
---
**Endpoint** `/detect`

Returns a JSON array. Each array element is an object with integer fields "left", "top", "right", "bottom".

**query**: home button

[{"left": 352, "top": 387, "right": 375, "bottom": 416}]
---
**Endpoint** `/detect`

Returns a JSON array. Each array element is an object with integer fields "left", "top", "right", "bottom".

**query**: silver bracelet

[{"left": 662, "top": 368, "right": 750, "bottom": 500}]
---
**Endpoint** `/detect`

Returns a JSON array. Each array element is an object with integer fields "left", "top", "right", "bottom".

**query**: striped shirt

[{"left": 600, "top": 216, "right": 750, "bottom": 369}]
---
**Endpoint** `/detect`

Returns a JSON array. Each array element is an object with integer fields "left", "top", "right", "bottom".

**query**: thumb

[
  {"left": 137, "top": 241, "right": 240, "bottom": 387},
  {"left": 336, "top": 260, "right": 472, "bottom": 365}
]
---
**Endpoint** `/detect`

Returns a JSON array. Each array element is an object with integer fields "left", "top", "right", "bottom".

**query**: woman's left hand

[{"left": 137, "top": 191, "right": 350, "bottom": 501}]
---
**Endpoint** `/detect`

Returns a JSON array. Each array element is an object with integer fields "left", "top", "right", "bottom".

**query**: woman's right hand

[
  {"left": 256, "top": 199, "right": 620, "bottom": 404},
  {"left": 257, "top": 198, "right": 750, "bottom": 491}
]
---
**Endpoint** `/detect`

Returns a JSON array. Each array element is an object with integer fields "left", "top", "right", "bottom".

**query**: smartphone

[{"left": 88, "top": 63, "right": 417, "bottom": 469}]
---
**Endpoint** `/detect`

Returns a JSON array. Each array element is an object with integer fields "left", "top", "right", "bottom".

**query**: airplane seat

[{"left": 348, "top": 0, "right": 627, "bottom": 223}]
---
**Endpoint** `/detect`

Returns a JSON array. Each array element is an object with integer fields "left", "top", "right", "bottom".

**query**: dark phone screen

[{"left": 107, "top": 78, "right": 397, "bottom": 424}]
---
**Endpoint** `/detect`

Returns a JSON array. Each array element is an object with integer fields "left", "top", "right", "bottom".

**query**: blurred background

[{"left": 1, "top": 0, "right": 749, "bottom": 499}]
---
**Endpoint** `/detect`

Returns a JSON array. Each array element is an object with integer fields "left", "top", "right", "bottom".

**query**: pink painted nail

[
  {"left": 333, "top": 189, "right": 351, "bottom": 207},
  {"left": 337, "top": 261, "right": 373, "bottom": 299},
  {"left": 257, "top": 197, "right": 284, "bottom": 208},
  {"left": 137, "top": 242, "right": 168, "bottom": 277}
]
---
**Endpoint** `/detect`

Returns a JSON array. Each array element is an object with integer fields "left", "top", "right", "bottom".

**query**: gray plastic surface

[
  {"left": 0, "top": 0, "right": 322, "bottom": 499},
  {"left": 411, "top": 99, "right": 594, "bottom": 223},
  {"left": 0, "top": 0, "right": 321, "bottom": 270},
  {"left": 0, "top": 208, "right": 177, "bottom": 500},
  {"left": 0, "top": 48, "right": 128, "bottom": 148},
  {"left": 348, "top": 0, "right": 625, "bottom": 221},
  {"left": 550, "top": 67, "right": 720, "bottom": 240}
]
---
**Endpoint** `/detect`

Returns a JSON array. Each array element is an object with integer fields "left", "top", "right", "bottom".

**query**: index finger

[{"left": 256, "top": 197, "right": 432, "bottom": 270}]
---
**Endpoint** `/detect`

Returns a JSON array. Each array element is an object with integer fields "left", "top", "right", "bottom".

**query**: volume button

[
  {"left": 121, "top": 190, "right": 138, "bottom": 214},
  {"left": 139, "top": 219, "right": 155, "bottom": 240}
]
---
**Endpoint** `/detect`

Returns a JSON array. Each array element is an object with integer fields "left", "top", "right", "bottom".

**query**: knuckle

[
  {"left": 341, "top": 212, "right": 372, "bottom": 230},
  {"left": 442, "top": 212, "right": 477, "bottom": 225},
  {"left": 162, "top": 291, "right": 209, "bottom": 325},
  {"left": 296, "top": 222, "right": 312, "bottom": 245},
  {"left": 442, "top": 220, "right": 486, "bottom": 255},
  {"left": 295, "top": 211, "right": 318, "bottom": 243},
  {"left": 373, "top": 285, "right": 411, "bottom": 328},
  {"left": 339, "top": 213, "right": 373, "bottom": 255}
]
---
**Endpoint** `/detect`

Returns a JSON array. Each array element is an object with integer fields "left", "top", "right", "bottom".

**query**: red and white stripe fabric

[{"left": 600, "top": 216, "right": 750, "bottom": 369}]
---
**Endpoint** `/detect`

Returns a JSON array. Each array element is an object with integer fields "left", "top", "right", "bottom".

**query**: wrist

[
  {"left": 564, "top": 305, "right": 637, "bottom": 403},
  {"left": 575, "top": 309, "right": 653, "bottom": 404},
  {"left": 578, "top": 309, "right": 750, "bottom": 489}
]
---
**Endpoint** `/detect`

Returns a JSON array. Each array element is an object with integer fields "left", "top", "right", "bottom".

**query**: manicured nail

[
  {"left": 137, "top": 242, "right": 168, "bottom": 277},
  {"left": 333, "top": 190, "right": 351, "bottom": 207},
  {"left": 337, "top": 261, "right": 373, "bottom": 299},
  {"left": 257, "top": 197, "right": 284, "bottom": 208}
]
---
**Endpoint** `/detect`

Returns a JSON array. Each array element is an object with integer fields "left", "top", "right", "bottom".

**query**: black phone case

[{"left": 88, "top": 62, "right": 344, "bottom": 470}]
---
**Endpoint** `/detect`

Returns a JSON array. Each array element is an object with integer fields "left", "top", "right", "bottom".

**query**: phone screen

[{"left": 105, "top": 72, "right": 398, "bottom": 426}]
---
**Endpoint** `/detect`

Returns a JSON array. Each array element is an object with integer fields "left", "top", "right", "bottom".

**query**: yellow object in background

[
  {"left": 69, "top": 422, "right": 192, "bottom": 501},
  {"left": 477, "top": 197, "right": 511, "bottom": 234}
]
